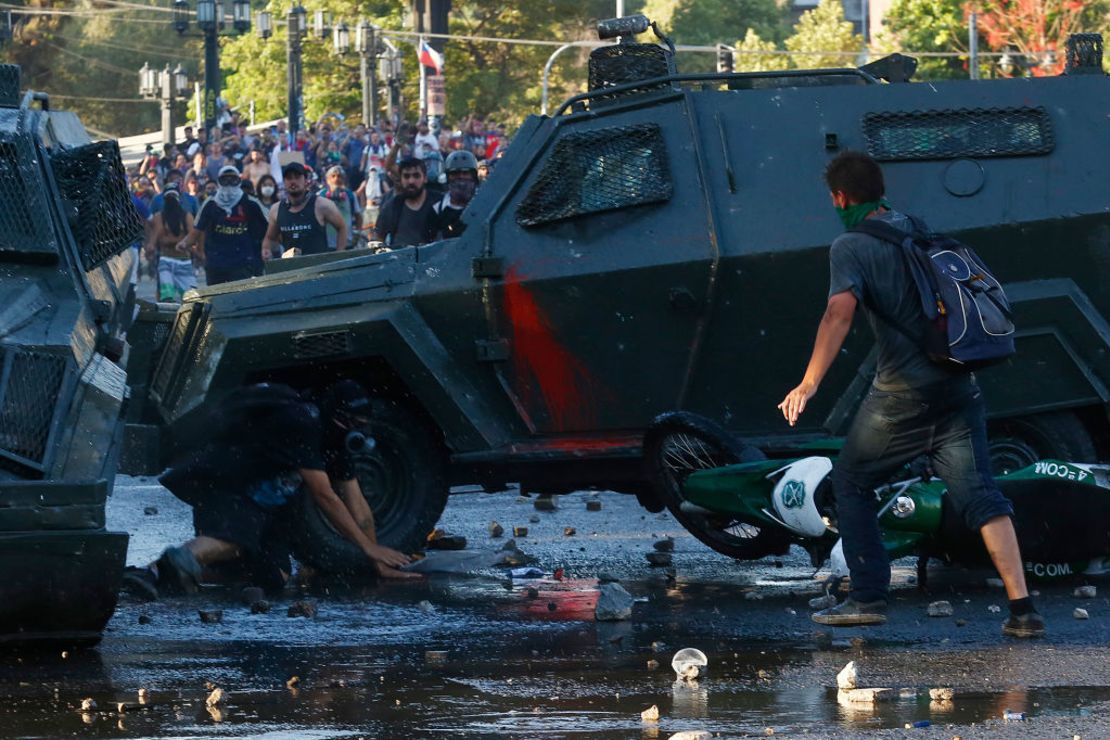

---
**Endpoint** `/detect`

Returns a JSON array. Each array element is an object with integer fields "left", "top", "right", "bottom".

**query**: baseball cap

[
  {"left": 282, "top": 160, "right": 308, "bottom": 177},
  {"left": 217, "top": 164, "right": 240, "bottom": 181}
]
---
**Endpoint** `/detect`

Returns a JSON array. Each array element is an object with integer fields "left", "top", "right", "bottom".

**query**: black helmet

[{"left": 444, "top": 149, "right": 479, "bottom": 175}]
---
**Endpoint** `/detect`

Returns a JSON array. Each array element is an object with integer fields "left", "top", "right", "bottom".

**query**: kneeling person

[{"left": 122, "top": 380, "right": 416, "bottom": 599}]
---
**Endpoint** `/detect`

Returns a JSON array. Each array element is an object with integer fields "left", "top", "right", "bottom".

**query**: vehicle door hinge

[
  {"left": 475, "top": 338, "right": 510, "bottom": 363},
  {"left": 472, "top": 256, "right": 504, "bottom": 279}
]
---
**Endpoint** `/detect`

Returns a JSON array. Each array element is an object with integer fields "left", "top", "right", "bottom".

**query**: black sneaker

[
  {"left": 1002, "top": 611, "right": 1045, "bottom": 638},
  {"left": 120, "top": 566, "right": 159, "bottom": 601},
  {"left": 812, "top": 597, "right": 888, "bottom": 626},
  {"left": 156, "top": 546, "right": 202, "bottom": 595}
]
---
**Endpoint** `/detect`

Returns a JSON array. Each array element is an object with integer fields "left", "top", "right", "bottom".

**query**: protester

[
  {"left": 144, "top": 182, "right": 197, "bottom": 302},
  {"left": 256, "top": 174, "right": 279, "bottom": 209},
  {"left": 241, "top": 148, "right": 270, "bottom": 186},
  {"left": 374, "top": 157, "right": 439, "bottom": 248},
  {"left": 178, "top": 165, "right": 269, "bottom": 285},
  {"left": 151, "top": 169, "right": 199, "bottom": 216},
  {"left": 778, "top": 151, "right": 1043, "bottom": 637},
  {"left": 263, "top": 161, "right": 347, "bottom": 258},
  {"left": 319, "top": 165, "right": 361, "bottom": 250},
  {"left": 119, "top": 380, "right": 418, "bottom": 599},
  {"left": 432, "top": 150, "right": 479, "bottom": 239}
]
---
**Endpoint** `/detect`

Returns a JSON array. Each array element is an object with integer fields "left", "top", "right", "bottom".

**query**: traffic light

[{"left": 717, "top": 43, "right": 734, "bottom": 74}]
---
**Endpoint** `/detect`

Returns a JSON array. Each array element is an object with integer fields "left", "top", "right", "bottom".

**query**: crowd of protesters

[{"left": 128, "top": 109, "right": 510, "bottom": 301}]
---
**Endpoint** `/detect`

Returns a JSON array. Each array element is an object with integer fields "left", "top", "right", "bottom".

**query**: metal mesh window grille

[
  {"left": 516, "top": 123, "right": 673, "bottom": 227},
  {"left": 0, "top": 347, "right": 67, "bottom": 466},
  {"left": 0, "top": 126, "right": 58, "bottom": 256},
  {"left": 0, "top": 65, "right": 20, "bottom": 108},
  {"left": 151, "top": 302, "right": 204, "bottom": 405},
  {"left": 588, "top": 44, "right": 675, "bottom": 102},
  {"left": 51, "top": 140, "right": 145, "bottom": 271},
  {"left": 293, "top": 330, "right": 352, "bottom": 360},
  {"left": 863, "top": 107, "right": 1054, "bottom": 161}
]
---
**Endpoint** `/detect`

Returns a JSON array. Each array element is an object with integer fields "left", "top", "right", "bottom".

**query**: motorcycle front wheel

[{"left": 644, "top": 412, "right": 791, "bottom": 560}]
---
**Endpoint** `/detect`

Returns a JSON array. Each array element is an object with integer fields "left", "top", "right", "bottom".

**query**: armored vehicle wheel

[
  {"left": 988, "top": 411, "right": 1096, "bottom": 476},
  {"left": 290, "top": 400, "right": 448, "bottom": 577},
  {"left": 644, "top": 412, "right": 791, "bottom": 560}
]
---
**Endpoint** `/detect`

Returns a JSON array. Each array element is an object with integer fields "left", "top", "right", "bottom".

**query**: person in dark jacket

[{"left": 374, "top": 157, "right": 439, "bottom": 248}]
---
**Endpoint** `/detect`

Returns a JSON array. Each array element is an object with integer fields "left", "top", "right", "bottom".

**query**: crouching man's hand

[{"left": 365, "top": 543, "right": 422, "bottom": 580}]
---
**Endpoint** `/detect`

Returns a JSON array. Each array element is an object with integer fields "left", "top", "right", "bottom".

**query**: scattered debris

[
  {"left": 1075, "top": 585, "right": 1097, "bottom": 599},
  {"left": 198, "top": 610, "right": 223, "bottom": 624},
  {"left": 988, "top": 605, "right": 1002, "bottom": 613},
  {"left": 564, "top": 527, "right": 576, "bottom": 536},
  {"left": 287, "top": 601, "right": 318, "bottom": 618},
  {"left": 80, "top": 698, "right": 97, "bottom": 711},
  {"left": 595, "top": 583, "right": 635, "bottom": 621},
  {"left": 647, "top": 659, "right": 659, "bottom": 670},
  {"left": 930, "top": 688, "right": 955, "bottom": 701},
  {"left": 1002, "top": 709, "right": 1026, "bottom": 721},
  {"left": 250, "top": 600, "right": 271, "bottom": 614},
  {"left": 837, "top": 661, "right": 857, "bottom": 690},
  {"left": 533, "top": 496, "right": 557, "bottom": 512},
  {"left": 1074, "top": 608, "right": 1090, "bottom": 620},
  {"left": 116, "top": 702, "right": 142, "bottom": 713},
  {"left": 425, "top": 650, "right": 448, "bottom": 664},
  {"left": 205, "top": 688, "right": 226, "bottom": 707},
  {"left": 488, "top": 521, "right": 504, "bottom": 538},
  {"left": 927, "top": 600, "right": 954, "bottom": 617},
  {"left": 138, "top": 614, "right": 152, "bottom": 625},
  {"left": 850, "top": 636, "right": 867, "bottom": 650},
  {"left": 837, "top": 688, "right": 894, "bottom": 704},
  {"left": 744, "top": 591, "right": 764, "bottom": 601},
  {"left": 528, "top": 514, "right": 541, "bottom": 524},
  {"left": 672, "top": 648, "right": 708, "bottom": 681},
  {"left": 525, "top": 587, "right": 539, "bottom": 599},
  {"left": 653, "top": 538, "right": 675, "bottom": 553},
  {"left": 985, "top": 577, "right": 1004, "bottom": 588},
  {"left": 955, "top": 619, "right": 967, "bottom": 627},
  {"left": 143, "top": 506, "right": 159, "bottom": 516},
  {"left": 668, "top": 732, "right": 712, "bottom": 740},
  {"left": 513, "top": 527, "right": 529, "bottom": 538},
  {"left": 137, "top": 688, "right": 149, "bottom": 704},
  {"left": 418, "top": 600, "right": 435, "bottom": 614},
  {"left": 510, "top": 567, "right": 544, "bottom": 579},
  {"left": 640, "top": 704, "right": 660, "bottom": 723},
  {"left": 586, "top": 500, "right": 602, "bottom": 512},
  {"left": 646, "top": 552, "right": 673, "bottom": 567},
  {"left": 286, "top": 676, "right": 299, "bottom": 689},
  {"left": 500, "top": 539, "right": 517, "bottom": 552},
  {"left": 427, "top": 535, "right": 467, "bottom": 551},
  {"left": 905, "top": 720, "right": 931, "bottom": 728},
  {"left": 598, "top": 572, "right": 620, "bottom": 584}
]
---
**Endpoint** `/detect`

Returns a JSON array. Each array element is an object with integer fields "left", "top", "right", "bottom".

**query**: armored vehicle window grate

[
  {"left": 862, "top": 107, "right": 1054, "bottom": 161},
  {"left": 51, "top": 141, "right": 145, "bottom": 271},
  {"left": 0, "top": 348, "right": 67, "bottom": 467},
  {"left": 292, "top": 330, "right": 352, "bottom": 360},
  {"left": 0, "top": 129, "right": 59, "bottom": 256},
  {"left": 0, "top": 65, "right": 20, "bottom": 108},
  {"left": 151, "top": 303, "right": 204, "bottom": 406},
  {"left": 516, "top": 124, "right": 673, "bottom": 227}
]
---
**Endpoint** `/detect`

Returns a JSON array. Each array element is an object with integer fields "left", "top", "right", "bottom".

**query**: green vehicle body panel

[{"left": 143, "top": 52, "right": 1110, "bottom": 493}]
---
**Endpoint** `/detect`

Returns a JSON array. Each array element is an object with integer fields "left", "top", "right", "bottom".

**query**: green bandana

[{"left": 836, "top": 199, "right": 891, "bottom": 228}]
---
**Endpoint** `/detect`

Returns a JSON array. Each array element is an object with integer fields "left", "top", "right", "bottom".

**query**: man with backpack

[
  {"left": 778, "top": 151, "right": 1043, "bottom": 637},
  {"left": 121, "top": 380, "right": 418, "bottom": 600}
]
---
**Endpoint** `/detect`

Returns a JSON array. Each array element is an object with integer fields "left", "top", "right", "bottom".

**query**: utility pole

[
  {"left": 358, "top": 21, "right": 379, "bottom": 127},
  {"left": 287, "top": 6, "right": 306, "bottom": 137},
  {"left": 411, "top": 0, "right": 449, "bottom": 130},
  {"left": 968, "top": 12, "right": 980, "bottom": 80}
]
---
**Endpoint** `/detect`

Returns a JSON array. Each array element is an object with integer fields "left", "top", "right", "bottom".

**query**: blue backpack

[{"left": 849, "top": 217, "right": 1015, "bottom": 370}]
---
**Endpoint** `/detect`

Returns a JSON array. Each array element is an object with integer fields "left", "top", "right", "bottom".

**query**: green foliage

[
  {"left": 879, "top": 0, "right": 972, "bottom": 79},
  {"left": 734, "top": 29, "right": 790, "bottom": 72},
  {"left": 658, "top": 0, "right": 787, "bottom": 72},
  {"left": 784, "top": 0, "right": 864, "bottom": 69}
]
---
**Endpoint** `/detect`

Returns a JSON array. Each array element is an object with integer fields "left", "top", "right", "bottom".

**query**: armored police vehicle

[
  {"left": 138, "top": 19, "right": 1110, "bottom": 569},
  {"left": 0, "top": 65, "right": 136, "bottom": 641}
]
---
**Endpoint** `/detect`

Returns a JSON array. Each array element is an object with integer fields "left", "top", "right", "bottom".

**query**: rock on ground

[
  {"left": 927, "top": 600, "right": 954, "bottom": 617},
  {"left": 640, "top": 704, "right": 660, "bottom": 722},
  {"left": 837, "top": 661, "right": 857, "bottom": 690},
  {"left": 205, "top": 688, "right": 226, "bottom": 707},
  {"left": 595, "top": 582, "right": 635, "bottom": 621},
  {"left": 668, "top": 732, "right": 712, "bottom": 740},
  {"left": 838, "top": 688, "right": 895, "bottom": 704}
]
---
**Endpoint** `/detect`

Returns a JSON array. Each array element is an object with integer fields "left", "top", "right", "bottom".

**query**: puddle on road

[{"left": 0, "top": 574, "right": 1107, "bottom": 739}]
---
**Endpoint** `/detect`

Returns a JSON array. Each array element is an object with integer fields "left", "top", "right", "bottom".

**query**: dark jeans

[{"left": 833, "top": 377, "right": 1014, "bottom": 603}]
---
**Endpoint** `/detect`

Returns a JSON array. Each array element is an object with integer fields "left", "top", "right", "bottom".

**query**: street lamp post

[
  {"left": 357, "top": 21, "right": 379, "bottom": 127},
  {"left": 287, "top": 5, "right": 307, "bottom": 138},
  {"left": 175, "top": 0, "right": 250, "bottom": 133},
  {"left": 139, "top": 62, "right": 190, "bottom": 147}
]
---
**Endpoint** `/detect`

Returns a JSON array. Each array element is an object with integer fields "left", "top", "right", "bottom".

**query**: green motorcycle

[{"left": 645, "top": 412, "right": 1110, "bottom": 583}]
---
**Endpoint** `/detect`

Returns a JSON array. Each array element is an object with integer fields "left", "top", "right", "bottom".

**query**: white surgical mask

[{"left": 261, "top": 185, "right": 275, "bottom": 197}]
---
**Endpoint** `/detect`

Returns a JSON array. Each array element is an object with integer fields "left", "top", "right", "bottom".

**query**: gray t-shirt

[{"left": 828, "top": 210, "right": 959, "bottom": 391}]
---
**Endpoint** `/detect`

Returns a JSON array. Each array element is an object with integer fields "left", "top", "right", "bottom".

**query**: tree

[
  {"left": 785, "top": 0, "right": 864, "bottom": 70},
  {"left": 733, "top": 28, "right": 790, "bottom": 72},
  {"left": 969, "top": 0, "right": 1109, "bottom": 76},
  {"left": 663, "top": 0, "right": 788, "bottom": 71},
  {"left": 880, "top": 0, "right": 975, "bottom": 79}
]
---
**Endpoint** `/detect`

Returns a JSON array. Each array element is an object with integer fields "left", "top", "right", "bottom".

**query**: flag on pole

[{"left": 418, "top": 39, "right": 444, "bottom": 74}]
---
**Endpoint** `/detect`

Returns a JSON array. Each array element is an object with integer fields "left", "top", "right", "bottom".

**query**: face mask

[
  {"left": 261, "top": 185, "right": 275, "bottom": 197},
  {"left": 448, "top": 178, "right": 476, "bottom": 205},
  {"left": 835, "top": 199, "right": 889, "bottom": 229}
]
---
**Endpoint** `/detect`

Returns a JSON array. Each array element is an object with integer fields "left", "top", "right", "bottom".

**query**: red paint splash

[{"left": 504, "top": 266, "right": 603, "bottom": 431}]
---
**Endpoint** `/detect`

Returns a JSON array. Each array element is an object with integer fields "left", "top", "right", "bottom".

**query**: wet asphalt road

[{"left": 1, "top": 478, "right": 1108, "bottom": 739}]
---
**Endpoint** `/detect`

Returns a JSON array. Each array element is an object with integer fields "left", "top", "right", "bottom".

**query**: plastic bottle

[{"left": 1003, "top": 709, "right": 1027, "bottom": 721}]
